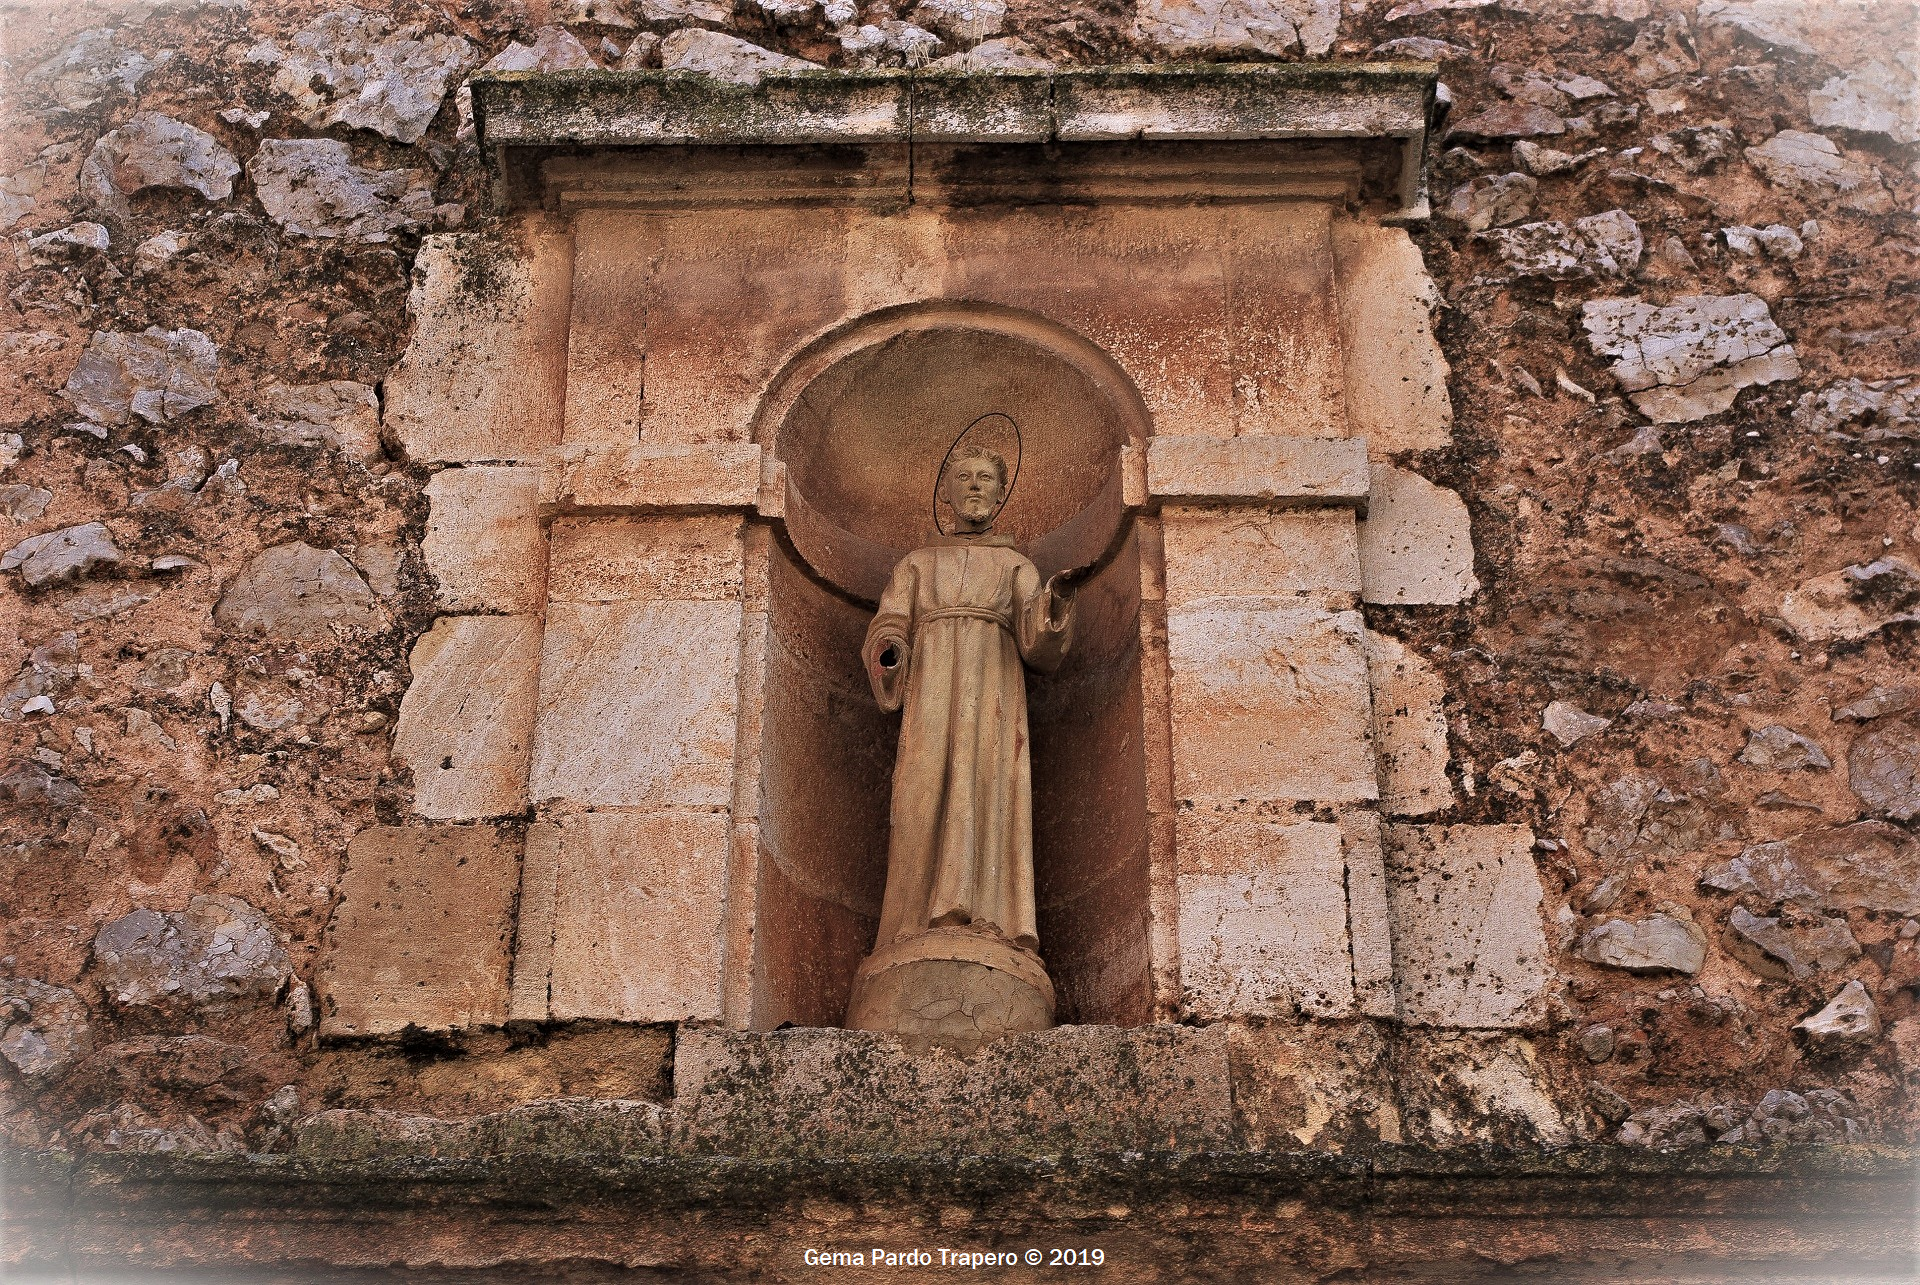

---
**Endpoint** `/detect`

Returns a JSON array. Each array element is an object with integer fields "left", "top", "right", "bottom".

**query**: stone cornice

[{"left": 472, "top": 62, "right": 1441, "bottom": 217}]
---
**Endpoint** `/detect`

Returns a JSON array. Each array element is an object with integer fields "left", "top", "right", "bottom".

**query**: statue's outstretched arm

[
  {"left": 862, "top": 558, "right": 916, "bottom": 711},
  {"left": 1016, "top": 561, "right": 1075, "bottom": 674}
]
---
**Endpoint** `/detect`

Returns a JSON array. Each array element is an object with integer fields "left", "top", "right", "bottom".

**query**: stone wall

[{"left": 1, "top": 0, "right": 1917, "bottom": 1269}]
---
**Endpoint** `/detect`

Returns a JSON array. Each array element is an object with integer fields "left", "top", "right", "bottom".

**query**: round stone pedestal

[{"left": 845, "top": 927, "right": 1055, "bottom": 1052}]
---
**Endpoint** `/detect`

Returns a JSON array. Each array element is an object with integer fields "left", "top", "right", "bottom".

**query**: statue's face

[{"left": 944, "top": 456, "right": 1005, "bottom": 530}]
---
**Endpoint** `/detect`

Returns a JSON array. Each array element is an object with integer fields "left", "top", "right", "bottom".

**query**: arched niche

[{"left": 751, "top": 303, "right": 1155, "bottom": 1031}]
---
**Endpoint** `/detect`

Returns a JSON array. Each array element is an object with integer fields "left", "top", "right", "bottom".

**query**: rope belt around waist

[{"left": 916, "top": 605, "right": 1013, "bottom": 633}]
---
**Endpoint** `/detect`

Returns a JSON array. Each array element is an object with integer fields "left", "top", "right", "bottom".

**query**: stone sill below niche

[{"left": 7, "top": 1143, "right": 1912, "bottom": 1277}]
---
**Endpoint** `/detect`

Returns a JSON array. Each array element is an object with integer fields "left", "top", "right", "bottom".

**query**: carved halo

[{"left": 932, "top": 412, "right": 1023, "bottom": 536}]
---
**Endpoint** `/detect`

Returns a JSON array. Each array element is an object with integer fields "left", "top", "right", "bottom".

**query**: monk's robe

[{"left": 861, "top": 533, "right": 1074, "bottom": 951}]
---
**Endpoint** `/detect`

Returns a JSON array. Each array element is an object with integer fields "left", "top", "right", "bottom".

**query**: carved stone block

[
  {"left": 529, "top": 601, "right": 742, "bottom": 809},
  {"left": 392, "top": 615, "right": 542, "bottom": 821},
  {"left": 1383, "top": 823, "right": 1550, "bottom": 1029},
  {"left": 320, "top": 824, "right": 520, "bottom": 1037},
  {"left": 1174, "top": 815, "right": 1353, "bottom": 1018},
  {"left": 1162, "top": 506, "right": 1362, "bottom": 602},
  {"left": 423, "top": 465, "right": 547, "bottom": 613},
  {"left": 1167, "top": 601, "right": 1378, "bottom": 806}
]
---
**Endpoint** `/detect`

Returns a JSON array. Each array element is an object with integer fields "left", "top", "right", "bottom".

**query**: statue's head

[{"left": 942, "top": 444, "right": 1008, "bottom": 533}]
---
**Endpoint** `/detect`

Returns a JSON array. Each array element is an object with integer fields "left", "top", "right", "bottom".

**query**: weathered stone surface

[
  {"left": 2, "top": 523, "right": 122, "bottom": 588},
  {"left": 479, "top": 26, "right": 597, "bottom": 75},
  {"left": 1144, "top": 436, "right": 1369, "bottom": 506},
  {"left": 674, "top": 1025, "right": 1234, "bottom": 1157},
  {"left": 839, "top": 20, "right": 943, "bottom": 67},
  {"left": 529, "top": 601, "right": 742, "bottom": 808},
  {"left": 913, "top": 0, "right": 1007, "bottom": 45},
  {"left": 1574, "top": 914, "right": 1707, "bottom": 975},
  {"left": 521, "top": 810, "right": 731, "bottom": 1024},
  {"left": 320, "top": 824, "right": 519, "bottom": 1036},
  {"left": 1582, "top": 294, "right": 1799, "bottom": 424},
  {"left": 1848, "top": 719, "right": 1920, "bottom": 821},
  {"left": 80, "top": 113, "right": 238, "bottom": 222},
  {"left": 1366, "top": 630, "right": 1452, "bottom": 817},
  {"left": 1810, "top": 57, "right": 1920, "bottom": 145},
  {"left": 1482, "top": 211, "right": 1641, "bottom": 280},
  {"left": 1779, "top": 559, "right": 1920, "bottom": 643},
  {"left": 295, "top": 1099, "right": 668, "bottom": 1161},
  {"left": 269, "top": 7, "right": 474, "bottom": 144},
  {"left": 542, "top": 443, "right": 762, "bottom": 512},
  {"left": 1723, "top": 223, "right": 1803, "bottom": 260},
  {"left": 1725, "top": 906, "right": 1859, "bottom": 981},
  {"left": 93, "top": 896, "right": 291, "bottom": 1014},
  {"left": 1648, "top": 122, "right": 1737, "bottom": 173},
  {"left": 1737, "top": 724, "right": 1830, "bottom": 772},
  {"left": 28, "top": 28, "right": 162, "bottom": 112},
  {"left": 1384, "top": 824, "right": 1549, "bottom": 1029},
  {"left": 1795, "top": 378, "right": 1920, "bottom": 442},
  {"left": 384, "top": 228, "right": 571, "bottom": 464},
  {"left": 547, "top": 516, "right": 743, "bottom": 603},
  {"left": 1744, "top": 130, "right": 1893, "bottom": 214},
  {"left": 1167, "top": 603, "right": 1377, "bottom": 806},
  {"left": 27, "top": 222, "right": 110, "bottom": 264},
  {"left": 392, "top": 616, "right": 542, "bottom": 821},
  {"left": 423, "top": 467, "right": 546, "bottom": 613},
  {"left": 1835, "top": 686, "right": 1914, "bottom": 723},
  {"left": 660, "top": 30, "right": 821, "bottom": 84},
  {"left": 1161, "top": 508, "right": 1360, "bottom": 602},
  {"left": 1794, "top": 980, "right": 1879, "bottom": 1055},
  {"left": 923, "top": 36, "right": 1051, "bottom": 70},
  {"left": 1175, "top": 817, "right": 1352, "bottom": 1018},
  {"left": 1358, "top": 466, "right": 1477, "bottom": 605},
  {"left": 0, "top": 979, "right": 92, "bottom": 1081},
  {"left": 0, "top": 485, "right": 53, "bottom": 523},
  {"left": 1393, "top": 1032, "right": 1572, "bottom": 1147},
  {"left": 1543, "top": 700, "right": 1611, "bottom": 748},
  {"left": 1135, "top": 0, "right": 1340, "bottom": 58},
  {"left": 1447, "top": 101, "right": 1565, "bottom": 140},
  {"left": 62, "top": 326, "right": 218, "bottom": 427},
  {"left": 249, "top": 139, "right": 434, "bottom": 242},
  {"left": 1333, "top": 223, "right": 1451, "bottom": 456},
  {"left": 1696, "top": 0, "right": 1815, "bottom": 52},
  {"left": 1703, "top": 821, "right": 1920, "bottom": 915},
  {"left": 1441, "top": 172, "right": 1536, "bottom": 232},
  {"left": 250, "top": 381, "right": 380, "bottom": 459},
  {"left": 214, "top": 543, "right": 379, "bottom": 638}
]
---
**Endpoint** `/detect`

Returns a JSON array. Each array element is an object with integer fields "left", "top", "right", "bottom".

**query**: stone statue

[{"left": 846, "top": 444, "right": 1080, "bottom": 1048}]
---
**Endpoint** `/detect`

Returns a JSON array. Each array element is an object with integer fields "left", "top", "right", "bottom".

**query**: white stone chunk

[
  {"left": 1794, "top": 979, "right": 1880, "bottom": 1053},
  {"left": 1, "top": 522, "right": 122, "bottom": 587},
  {"left": 1358, "top": 466, "right": 1478, "bottom": 605},
  {"left": 1543, "top": 700, "right": 1611, "bottom": 747},
  {"left": 1574, "top": 913, "right": 1707, "bottom": 975},
  {"left": 530, "top": 601, "right": 742, "bottom": 809},
  {"left": 1744, "top": 130, "right": 1893, "bottom": 214},
  {"left": 250, "top": 139, "right": 434, "bottom": 242},
  {"left": 1582, "top": 293, "right": 1800, "bottom": 424},
  {"left": 423, "top": 466, "right": 547, "bottom": 613},
  {"left": 1810, "top": 57, "right": 1920, "bottom": 145},
  {"left": 393, "top": 616, "right": 543, "bottom": 821},
  {"left": 1176, "top": 817, "right": 1354, "bottom": 1019},
  {"left": 272, "top": 8, "right": 474, "bottom": 144},
  {"left": 251, "top": 381, "right": 380, "bottom": 459},
  {"left": 1136, "top": 0, "right": 1340, "bottom": 57},
  {"left": 1366, "top": 631, "right": 1452, "bottom": 816},
  {"left": 62, "top": 326, "right": 218, "bottom": 427},
  {"left": 80, "top": 112, "right": 239, "bottom": 222},
  {"left": 660, "top": 30, "right": 822, "bottom": 85},
  {"left": 1384, "top": 823, "right": 1551, "bottom": 1029}
]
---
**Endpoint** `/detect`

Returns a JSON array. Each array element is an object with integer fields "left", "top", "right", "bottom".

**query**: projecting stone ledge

[{"left": 472, "top": 62, "right": 1441, "bottom": 215}]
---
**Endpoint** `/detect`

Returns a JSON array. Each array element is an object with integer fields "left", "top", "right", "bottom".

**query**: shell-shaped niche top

[{"left": 758, "top": 302, "right": 1149, "bottom": 603}]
